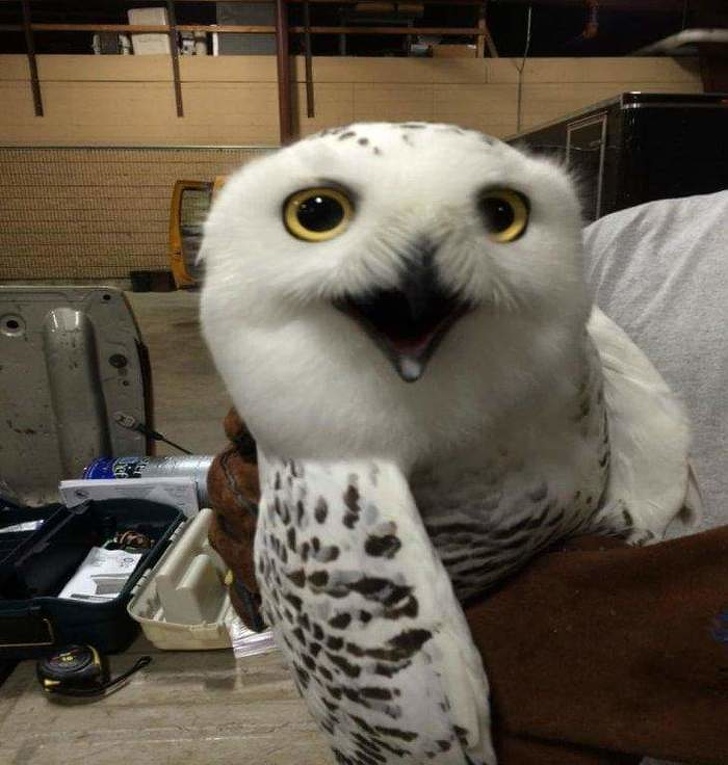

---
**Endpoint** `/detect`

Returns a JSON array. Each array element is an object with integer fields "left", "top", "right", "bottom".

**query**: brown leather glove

[
  {"left": 207, "top": 409, "right": 264, "bottom": 630},
  {"left": 208, "top": 407, "right": 728, "bottom": 764}
]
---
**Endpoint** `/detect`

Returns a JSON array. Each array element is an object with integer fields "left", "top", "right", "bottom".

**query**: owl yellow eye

[
  {"left": 283, "top": 187, "right": 354, "bottom": 242},
  {"left": 479, "top": 189, "right": 529, "bottom": 243}
]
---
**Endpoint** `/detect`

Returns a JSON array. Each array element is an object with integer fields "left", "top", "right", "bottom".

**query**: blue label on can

[{"left": 82, "top": 456, "right": 149, "bottom": 480}]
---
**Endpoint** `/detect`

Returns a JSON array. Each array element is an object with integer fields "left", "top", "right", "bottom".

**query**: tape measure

[{"left": 36, "top": 644, "right": 151, "bottom": 699}]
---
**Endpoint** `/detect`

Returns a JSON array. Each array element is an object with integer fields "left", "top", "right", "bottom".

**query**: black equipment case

[
  {"left": 0, "top": 498, "right": 184, "bottom": 659},
  {"left": 507, "top": 92, "right": 728, "bottom": 222}
]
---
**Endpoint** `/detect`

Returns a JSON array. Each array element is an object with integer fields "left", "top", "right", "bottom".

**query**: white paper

[
  {"left": 0, "top": 520, "right": 44, "bottom": 534},
  {"left": 227, "top": 612, "right": 277, "bottom": 659},
  {"left": 59, "top": 477, "right": 199, "bottom": 518},
  {"left": 58, "top": 546, "right": 143, "bottom": 602}
]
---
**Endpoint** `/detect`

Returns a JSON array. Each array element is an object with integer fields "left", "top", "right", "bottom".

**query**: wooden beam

[
  {"left": 276, "top": 0, "right": 294, "bottom": 144},
  {"left": 20, "top": 0, "right": 43, "bottom": 117},
  {"left": 303, "top": 0, "right": 315, "bottom": 118},
  {"left": 166, "top": 0, "right": 184, "bottom": 117},
  {"left": 24, "top": 23, "right": 493, "bottom": 36}
]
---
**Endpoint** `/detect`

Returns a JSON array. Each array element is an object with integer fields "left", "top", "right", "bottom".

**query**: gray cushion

[{"left": 584, "top": 191, "right": 728, "bottom": 536}]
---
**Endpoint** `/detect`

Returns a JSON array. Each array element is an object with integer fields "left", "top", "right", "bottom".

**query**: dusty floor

[
  {"left": 0, "top": 289, "right": 334, "bottom": 765},
  {"left": 125, "top": 290, "right": 233, "bottom": 458}
]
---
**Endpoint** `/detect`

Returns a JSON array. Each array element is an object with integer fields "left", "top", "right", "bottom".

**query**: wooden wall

[
  {"left": 0, "top": 54, "right": 702, "bottom": 280},
  {"left": 0, "top": 54, "right": 702, "bottom": 144}
]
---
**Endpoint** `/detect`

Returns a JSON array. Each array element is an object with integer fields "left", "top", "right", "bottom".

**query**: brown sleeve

[{"left": 468, "top": 529, "right": 728, "bottom": 764}]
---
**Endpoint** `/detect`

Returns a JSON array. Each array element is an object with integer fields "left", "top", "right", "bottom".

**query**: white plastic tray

[{"left": 128, "top": 507, "right": 233, "bottom": 650}]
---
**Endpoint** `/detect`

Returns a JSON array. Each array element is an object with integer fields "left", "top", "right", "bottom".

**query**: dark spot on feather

[
  {"left": 361, "top": 687, "right": 393, "bottom": 700},
  {"left": 351, "top": 714, "right": 376, "bottom": 733},
  {"left": 374, "top": 725, "right": 418, "bottom": 742},
  {"left": 345, "top": 641, "right": 364, "bottom": 657},
  {"left": 314, "top": 497, "right": 328, "bottom": 523},
  {"left": 294, "top": 664, "right": 310, "bottom": 688},
  {"left": 285, "top": 568, "right": 306, "bottom": 587},
  {"left": 388, "top": 628, "right": 432, "bottom": 656},
  {"left": 323, "top": 697, "right": 339, "bottom": 713},
  {"left": 286, "top": 526, "right": 296, "bottom": 551},
  {"left": 338, "top": 131, "right": 356, "bottom": 140},
  {"left": 285, "top": 593, "right": 303, "bottom": 612},
  {"left": 345, "top": 483, "right": 360, "bottom": 510},
  {"left": 344, "top": 513, "right": 359, "bottom": 528},
  {"left": 364, "top": 534, "right": 402, "bottom": 558},
  {"left": 309, "top": 569, "right": 330, "bottom": 587},
  {"left": 274, "top": 496, "right": 290, "bottom": 523},
  {"left": 329, "top": 612, "right": 352, "bottom": 629},
  {"left": 358, "top": 137, "right": 369, "bottom": 146},
  {"left": 327, "top": 651, "right": 361, "bottom": 678},
  {"left": 454, "top": 726, "right": 472, "bottom": 746}
]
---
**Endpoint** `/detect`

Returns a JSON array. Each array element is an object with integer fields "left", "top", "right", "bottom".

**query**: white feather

[{"left": 588, "top": 306, "right": 701, "bottom": 537}]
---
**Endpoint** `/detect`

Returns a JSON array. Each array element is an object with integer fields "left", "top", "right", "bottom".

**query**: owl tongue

[{"left": 334, "top": 285, "right": 470, "bottom": 383}]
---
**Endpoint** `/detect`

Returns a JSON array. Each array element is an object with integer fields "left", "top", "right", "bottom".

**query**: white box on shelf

[{"left": 128, "top": 7, "right": 172, "bottom": 55}]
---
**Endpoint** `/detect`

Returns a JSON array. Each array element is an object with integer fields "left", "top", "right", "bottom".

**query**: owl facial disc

[{"left": 334, "top": 252, "right": 471, "bottom": 382}]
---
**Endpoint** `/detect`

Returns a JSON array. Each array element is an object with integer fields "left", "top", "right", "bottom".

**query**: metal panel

[
  {"left": 0, "top": 287, "right": 149, "bottom": 505},
  {"left": 566, "top": 112, "right": 608, "bottom": 220}
]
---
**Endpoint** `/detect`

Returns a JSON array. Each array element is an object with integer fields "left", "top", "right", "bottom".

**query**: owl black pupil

[
  {"left": 482, "top": 197, "right": 515, "bottom": 232},
  {"left": 297, "top": 195, "right": 344, "bottom": 232}
]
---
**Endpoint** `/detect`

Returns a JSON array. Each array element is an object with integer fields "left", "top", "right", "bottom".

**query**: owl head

[{"left": 200, "top": 123, "right": 590, "bottom": 462}]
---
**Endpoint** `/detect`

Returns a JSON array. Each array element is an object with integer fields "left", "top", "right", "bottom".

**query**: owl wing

[
  {"left": 587, "top": 306, "right": 702, "bottom": 539},
  {"left": 256, "top": 453, "right": 495, "bottom": 765}
]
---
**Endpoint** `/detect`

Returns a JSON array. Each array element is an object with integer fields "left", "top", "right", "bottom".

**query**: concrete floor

[{"left": 0, "top": 290, "right": 334, "bottom": 765}]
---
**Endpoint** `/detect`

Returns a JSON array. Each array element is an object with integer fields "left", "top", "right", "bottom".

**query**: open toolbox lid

[{"left": 0, "top": 498, "right": 184, "bottom": 658}]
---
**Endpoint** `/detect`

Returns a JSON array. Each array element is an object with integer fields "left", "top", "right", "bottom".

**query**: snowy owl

[{"left": 199, "top": 123, "right": 698, "bottom": 764}]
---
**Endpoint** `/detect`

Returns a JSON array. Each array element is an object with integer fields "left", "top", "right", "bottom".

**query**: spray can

[{"left": 82, "top": 455, "right": 214, "bottom": 506}]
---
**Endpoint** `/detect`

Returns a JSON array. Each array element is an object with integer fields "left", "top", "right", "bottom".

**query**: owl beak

[{"left": 333, "top": 252, "right": 471, "bottom": 382}]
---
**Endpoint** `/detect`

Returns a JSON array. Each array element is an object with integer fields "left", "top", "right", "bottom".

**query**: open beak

[{"left": 333, "top": 252, "right": 471, "bottom": 382}]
